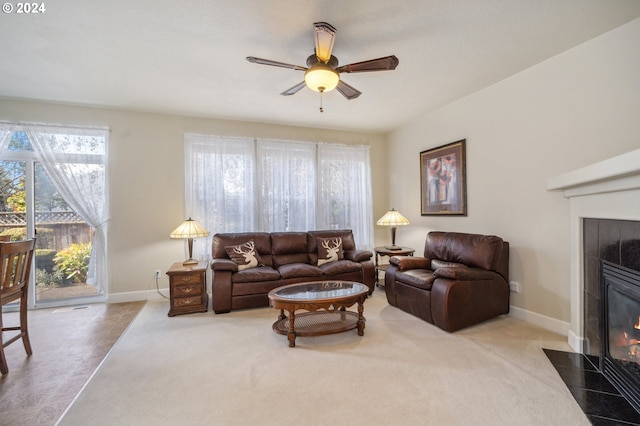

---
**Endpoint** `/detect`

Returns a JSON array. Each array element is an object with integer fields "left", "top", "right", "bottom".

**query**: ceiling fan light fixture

[{"left": 304, "top": 65, "right": 339, "bottom": 93}]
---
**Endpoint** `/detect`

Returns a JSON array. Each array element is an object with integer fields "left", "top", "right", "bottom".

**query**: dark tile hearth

[{"left": 545, "top": 349, "right": 640, "bottom": 425}]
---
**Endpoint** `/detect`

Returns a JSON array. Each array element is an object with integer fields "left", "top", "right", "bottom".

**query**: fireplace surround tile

[{"left": 583, "top": 219, "right": 640, "bottom": 359}]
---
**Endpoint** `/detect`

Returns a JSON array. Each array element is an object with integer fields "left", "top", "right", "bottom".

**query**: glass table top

[{"left": 271, "top": 281, "right": 367, "bottom": 301}]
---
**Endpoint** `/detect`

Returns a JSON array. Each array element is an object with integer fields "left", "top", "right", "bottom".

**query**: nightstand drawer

[
  {"left": 170, "top": 274, "right": 202, "bottom": 285},
  {"left": 172, "top": 283, "right": 202, "bottom": 297},
  {"left": 171, "top": 295, "right": 203, "bottom": 309}
]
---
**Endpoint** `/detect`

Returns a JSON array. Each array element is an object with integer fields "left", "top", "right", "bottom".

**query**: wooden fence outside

[{"left": 0, "top": 211, "right": 92, "bottom": 251}]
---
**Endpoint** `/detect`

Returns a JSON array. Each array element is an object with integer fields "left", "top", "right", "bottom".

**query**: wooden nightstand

[{"left": 166, "top": 261, "right": 208, "bottom": 316}]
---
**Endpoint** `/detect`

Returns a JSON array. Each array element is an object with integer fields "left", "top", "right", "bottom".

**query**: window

[{"left": 185, "top": 134, "right": 373, "bottom": 258}]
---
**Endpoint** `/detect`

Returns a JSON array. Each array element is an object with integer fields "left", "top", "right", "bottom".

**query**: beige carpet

[{"left": 57, "top": 289, "right": 589, "bottom": 426}]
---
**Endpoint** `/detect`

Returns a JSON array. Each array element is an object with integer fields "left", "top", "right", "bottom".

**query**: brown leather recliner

[{"left": 384, "top": 231, "right": 509, "bottom": 332}]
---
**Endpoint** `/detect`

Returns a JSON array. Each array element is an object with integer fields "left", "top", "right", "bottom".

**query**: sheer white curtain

[
  {"left": 256, "top": 139, "right": 316, "bottom": 232},
  {"left": 0, "top": 125, "right": 15, "bottom": 151},
  {"left": 317, "top": 143, "right": 374, "bottom": 250},
  {"left": 25, "top": 125, "right": 109, "bottom": 294},
  {"left": 185, "top": 134, "right": 374, "bottom": 252},
  {"left": 185, "top": 134, "right": 255, "bottom": 261}
]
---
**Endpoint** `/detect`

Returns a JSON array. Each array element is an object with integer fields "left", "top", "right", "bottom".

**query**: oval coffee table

[{"left": 268, "top": 281, "right": 369, "bottom": 347}]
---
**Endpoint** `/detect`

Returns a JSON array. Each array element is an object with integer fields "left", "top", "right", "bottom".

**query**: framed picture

[{"left": 420, "top": 139, "right": 467, "bottom": 216}]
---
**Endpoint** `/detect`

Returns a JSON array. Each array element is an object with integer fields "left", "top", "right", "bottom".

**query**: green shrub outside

[
  {"left": 54, "top": 242, "right": 91, "bottom": 283},
  {"left": 35, "top": 268, "right": 68, "bottom": 287}
]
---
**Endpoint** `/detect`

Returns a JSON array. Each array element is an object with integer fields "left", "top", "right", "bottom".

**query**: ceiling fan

[{"left": 246, "top": 22, "right": 399, "bottom": 105}]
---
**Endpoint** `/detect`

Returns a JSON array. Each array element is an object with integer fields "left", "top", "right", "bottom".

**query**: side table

[
  {"left": 374, "top": 246, "right": 415, "bottom": 287},
  {"left": 166, "top": 261, "right": 208, "bottom": 316}
]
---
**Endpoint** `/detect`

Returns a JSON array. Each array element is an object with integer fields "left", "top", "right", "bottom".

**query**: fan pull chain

[{"left": 319, "top": 90, "right": 324, "bottom": 113}]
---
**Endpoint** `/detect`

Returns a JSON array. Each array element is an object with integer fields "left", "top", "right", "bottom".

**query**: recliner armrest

[
  {"left": 433, "top": 267, "right": 499, "bottom": 280},
  {"left": 389, "top": 256, "right": 431, "bottom": 271},
  {"left": 211, "top": 258, "right": 238, "bottom": 272}
]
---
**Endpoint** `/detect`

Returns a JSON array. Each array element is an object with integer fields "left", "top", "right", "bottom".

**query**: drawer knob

[
  {"left": 181, "top": 288, "right": 193, "bottom": 293},
  {"left": 181, "top": 277, "right": 191, "bottom": 282}
]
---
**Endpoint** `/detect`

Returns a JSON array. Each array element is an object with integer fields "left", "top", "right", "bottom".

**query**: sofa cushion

[
  {"left": 317, "top": 237, "right": 344, "bottom": 265},
  {"left": 212, "top": 232, "right": 273, "bottom": 267},
  {"left": 308, "top": 229, "right": 356, "bottom": 264},
  {"left": 278, "top": 263, "right": 323, "bottom": 279},
  {"left": 271, "top": 232, "right": 310, "bottom": 268},
  {"left": 225, "top": 241, "right": 264, "bottom": 271},
  {"left": 395, "top": 269, "right": 436, "bottom": 290},
  {"left": 319, "top": 259, "right": 361, "bottom": 276},
  {"left": 231, "top": 265, "right": 280, "bottom": 283}
]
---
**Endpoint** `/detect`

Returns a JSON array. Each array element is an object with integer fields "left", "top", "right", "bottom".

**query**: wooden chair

[{"left": 0, "top": 239, "right": 36, "bottom": 375}]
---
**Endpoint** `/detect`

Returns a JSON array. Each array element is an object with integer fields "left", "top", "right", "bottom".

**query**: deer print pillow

[
  {"left": 317, "top": 237, "right": 344, "bottom": 266},
  {"left": 225, "top": 241, "right": 264, "bottom": 271}
]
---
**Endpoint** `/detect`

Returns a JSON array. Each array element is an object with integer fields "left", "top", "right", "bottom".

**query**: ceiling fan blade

[
  {"left": 335, "top": 80, "right": 361, "bottom": 100},
  {"left": 336, "top": 55, "right": 399, "bottom": 73},
  {"left": 280, "top": 81, "right": 307, "bottom": 96},
  {"left": 246, "top": 57, "right": 307, "bottom": 71},
  {"left": 314, "top": 22, "right": 336, "bottom": 63}
]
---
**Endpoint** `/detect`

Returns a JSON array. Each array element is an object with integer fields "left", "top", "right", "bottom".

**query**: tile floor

[
  {"left": 544, "top": 348, "right": 640, "bottom": 425},
  {"left": 0, "top": 301, "right": 145, "bottom": 426}
]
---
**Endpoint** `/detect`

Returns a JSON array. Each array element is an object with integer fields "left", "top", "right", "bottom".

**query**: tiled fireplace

[{"left": 549, "top": 149, "right": 640, "bottom": 420}]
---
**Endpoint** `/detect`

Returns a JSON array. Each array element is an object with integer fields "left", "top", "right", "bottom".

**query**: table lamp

[
  {"left": 376, "top": 208, "right": 410, "bottom": 250},
  {"left": 170, "top": 218, "right": 210, "bottom": 265}
]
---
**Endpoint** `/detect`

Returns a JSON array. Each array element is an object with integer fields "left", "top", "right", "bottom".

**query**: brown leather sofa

[
  {"left": 384, "top": 231, "right": 509, "bottom": 332},
  {"left": 211, "top": 229, "right": 375, "bottom": 314}
]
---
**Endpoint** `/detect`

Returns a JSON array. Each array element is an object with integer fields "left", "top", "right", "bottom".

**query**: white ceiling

[{"left": 2, "top": 0, "right": 640, "bottom": 133}]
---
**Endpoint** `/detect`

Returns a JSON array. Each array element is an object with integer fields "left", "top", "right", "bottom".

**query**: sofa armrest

[
  {"left": 433, "top": 267, "right": 498, "bottom": 281},
  {"left": 344, "top": 249, "right": 372, "bottom": 262},
  {"left": 389, "top": 256, "right": 431, "bottom": 271},
  {"left": 211, "top": 258, "right": 238, "bottom": 272}
]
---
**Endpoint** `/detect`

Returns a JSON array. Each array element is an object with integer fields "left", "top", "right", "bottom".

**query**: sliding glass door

[{"left": 0, "top": 131, "right": 101, "bottom": 307}]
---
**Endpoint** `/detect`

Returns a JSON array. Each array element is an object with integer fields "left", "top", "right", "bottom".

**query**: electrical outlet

[
  {"left": 155, "top": 270, "right": 161, "bottom": 279},
  {"left": 509, "top": 281, "right": 520, "bottom": 293}
]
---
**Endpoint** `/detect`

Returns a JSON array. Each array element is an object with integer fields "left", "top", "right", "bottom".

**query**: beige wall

[
  {"left": 0, "top": 101, "right": 388, "bottom": 298},
  {"left": 387, "top": 18, "right": 640, "bottom": 329}
]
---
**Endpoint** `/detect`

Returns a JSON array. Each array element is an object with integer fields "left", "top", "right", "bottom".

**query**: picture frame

[{"left": 420, "top": 139, "right": 467, "bottom": 216}]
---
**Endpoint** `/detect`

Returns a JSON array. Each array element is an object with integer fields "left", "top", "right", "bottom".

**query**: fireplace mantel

[
  {"left": 548, "top": 148, "right": 640, "bottom": 197},
  {"left": 548, "top": 148, "right": 640, "bottom": 352}
]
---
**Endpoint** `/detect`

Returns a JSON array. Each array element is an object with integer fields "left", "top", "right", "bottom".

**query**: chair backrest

[
  {"left": 0, "top": 235, "right": 11, "bottom": 242},
  {"left": 0, "top": 239, "right": 36, "bottom": 305},
  {"left": 424, "top": 232, "right": 509, "bottom": 280}
]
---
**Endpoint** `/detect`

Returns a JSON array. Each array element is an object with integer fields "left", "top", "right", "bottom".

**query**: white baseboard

[
  {"left": 508, "top": 304, "right": 571, "bottom": 337},
  {"left": 107, "top": 289, "right": 170, "bottom": 304}
]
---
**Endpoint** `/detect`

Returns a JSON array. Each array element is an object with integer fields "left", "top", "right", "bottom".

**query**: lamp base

[
  {"left": 182, "top": 258, "right": 199, "bottom": 265},
  {"left": 385, "top": 245, "right": 403, "bottom": 250}
]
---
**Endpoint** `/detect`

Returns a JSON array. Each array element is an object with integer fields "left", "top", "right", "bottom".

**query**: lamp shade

[
  {"left": 169, "top": 218, "right": 209, "bottom": 239},
  {"left": 170, "top": 218, "right": 209, "bottom": 265},
  {"left": 376, "top": 209, "right": 410, "bottom": 227},
  {"left": 376, "top": 208, "right": 410, "bottom": 250}
]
